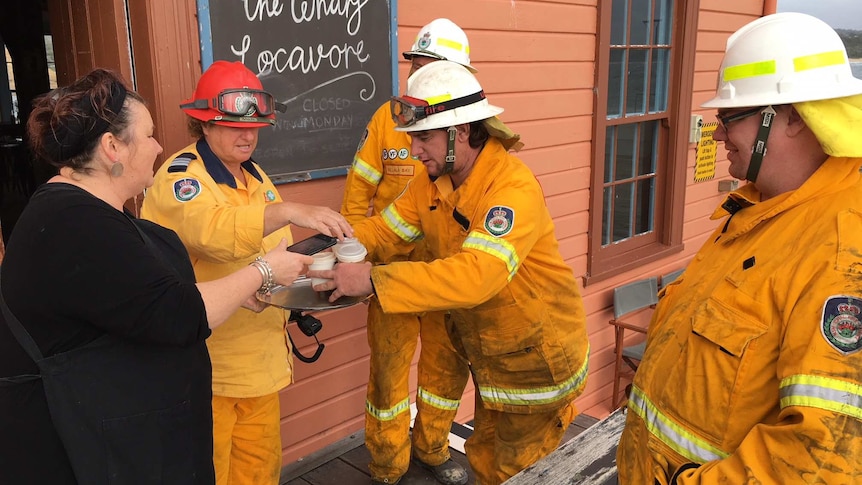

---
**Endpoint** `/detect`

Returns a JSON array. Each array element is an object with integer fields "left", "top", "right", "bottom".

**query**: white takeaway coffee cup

[
  {"left": 333, "top": 238, "right": 367, "bottom": 263},
  {"left": 308, "top": 251, "right": 336, "bottom": 287}
]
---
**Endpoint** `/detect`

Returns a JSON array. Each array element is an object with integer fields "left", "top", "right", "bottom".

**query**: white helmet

[
  {"left": 702, "top": 12, "right": 862, "bottom": 108},
  {"left": 402, "top": 18, "right": 476, "bottom": 72},
  {"left": 393, "top": 60, "right": 503, "bottom": 132}
]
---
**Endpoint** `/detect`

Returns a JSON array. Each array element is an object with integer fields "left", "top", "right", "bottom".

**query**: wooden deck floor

[{"left": 280, "top": 414, "right": 600, "bottom": 485}]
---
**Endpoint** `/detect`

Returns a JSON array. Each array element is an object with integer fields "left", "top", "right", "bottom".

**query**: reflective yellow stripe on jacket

[
  {"left": 381, "top": 205, "right": 423, "bottom": 243},
  {"left": 479, "top": 346, "right": 589, "bottom": 407},
  {"left": 780, "top": 374, "right": 862, "bottom": 419},
  {"left": 351, "top": 155, "right": 383, "bottom": 187},
  {"left": 463, "top": 231, "right": 519, "bottom": 281},
  {"left": 628, "top": 385, "right": 729, "bottom": 464}
]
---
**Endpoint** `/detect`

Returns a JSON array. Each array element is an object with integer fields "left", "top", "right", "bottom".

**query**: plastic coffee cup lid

[
  {"left": 333, "top": 237, "right": 357, "bottom": 250},
  {"left": 312, "top": 252, "right": 335, "bottom": 262},
  {"left": 309, "top": 251, "right": 335, "bottom": 268},
  {"left": 334, "top": 241, "right": 367, "bottom": 262}
]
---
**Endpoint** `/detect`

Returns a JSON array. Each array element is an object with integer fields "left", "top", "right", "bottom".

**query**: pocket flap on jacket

[
  {"left": 692, "top": 297, "right": 767, "bottom": 356},
  {"left": 480, "top": 323, "right": 544, "bottom": 356}
]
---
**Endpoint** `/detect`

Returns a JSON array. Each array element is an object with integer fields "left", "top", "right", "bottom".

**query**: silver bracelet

[
  {"left": 249, "top": 257, "right": 275, "bottom": 293},
  {"left": 249, "top": 260, "right": 268, "bottom": 292}
]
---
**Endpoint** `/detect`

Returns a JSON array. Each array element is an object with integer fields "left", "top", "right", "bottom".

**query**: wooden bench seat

[{"left": 504, "top": 407, "right": 627, "bottom": 484}]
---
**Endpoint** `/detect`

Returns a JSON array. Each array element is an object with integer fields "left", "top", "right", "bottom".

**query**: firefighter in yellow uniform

[
  {"left": 340, "top": 18, "right": 475, "bottom": 485},
  {"left": 616, "top": 13, "right": 862, "bottom": 484},
  {"left": 311, "top": 60, "right": 589, "bottom": 485},
  {"left": 142, "top": 61, "right": 352, "bottom": 485}
]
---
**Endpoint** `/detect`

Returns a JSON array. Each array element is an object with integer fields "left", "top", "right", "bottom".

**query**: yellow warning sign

[{"left": 694, "top": 122, "right": 718, "bottom": 183}]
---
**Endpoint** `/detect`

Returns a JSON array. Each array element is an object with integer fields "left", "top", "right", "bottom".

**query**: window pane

[
  {"left": 635, "top": 178, "right": 655, "bottom": 235},
  {"left": 602, "top": 186, "right": 613, "bottom": 245},
  {"left": 610, "top": 0, "right": 629, "bottom": 45},
  {"left": 615, "top": 123, "right": 637, "bottom": 181},
  {"left": 638, "top": 121, "right": 658, "bottom": 176},
  {"left": 605, "top": 126, "right": 615, "bottom": 184},
  {"left": 5, "top": 46, "right": 17, "bottom": 124},
  {"left": 607, "top": 49, "right": 626, "bottom": 118},
  {"left": 649, "top": 48, "right": 670, "bottom": 113},
  {"left": 45, "top": 35, "right": 57, "bottom": 89},
  {"left": 626, "top": 49, "right": 648, "bottom": 115},
  {"left": 629, "top": 0, "right": 651, "bottom": 45},
  {"left": 595, "top": 0, "right": 685, "bottom": 260},
  {"left": 5, "top": 47, "right": 14, "bottom": 91},
  {"left": 613, "top": 182, "right": 635, "bottom": 242},
  {"left": 654, "top": 0, "right": 674, "bottom": 44},
  {"left": 602, "top": 119, "right": 659, "bottom": 247}
]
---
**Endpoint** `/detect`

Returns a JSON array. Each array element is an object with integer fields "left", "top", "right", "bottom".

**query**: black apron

[
  {"left": 0, "top": 284, "right": 213, "bottom": 484},
  {"left": 0, "top": 216, "right": 214, "bottom": 484}
]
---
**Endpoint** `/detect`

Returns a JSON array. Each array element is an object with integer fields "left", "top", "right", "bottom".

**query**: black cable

[{"left": 287, "top": 310, "right": 325, "bottom": 363}]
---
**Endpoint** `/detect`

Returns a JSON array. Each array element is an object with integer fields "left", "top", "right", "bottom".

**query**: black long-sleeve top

[{"left": 0, "top": 183, "right": 212, "bottom": 483}]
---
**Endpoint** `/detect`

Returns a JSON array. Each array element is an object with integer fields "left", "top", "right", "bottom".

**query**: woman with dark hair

[{"left": 0, "top": 68, "right": 312, "bottom": 484}]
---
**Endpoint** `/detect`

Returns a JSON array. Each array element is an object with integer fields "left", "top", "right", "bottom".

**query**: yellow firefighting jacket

[
  {"left": 341, "top": 102, "right": 424, "bottom": 224},
  {"left": 341, "top": 102, "right": 428, "bottom": 265},
  {"left": 617, "top": 156, "right": 862, "bottom": 484},
  {"left": 353, "top": 138, "right": 590, "bottom": 414},
  {"left": 141, "top": 140, "right": 294, "bottom": 398}
]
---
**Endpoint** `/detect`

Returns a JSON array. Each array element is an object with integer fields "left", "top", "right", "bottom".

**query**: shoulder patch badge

[
  {"left": 821, "top": 295, "right": 862, "bottom": 355},
  {"left": 167, "top": 152, "right": 197, "bottom": 173},
  {"left": 173, "top": 178, "right": 202, "bottom": 202},
  {"left": 265, "top": 190, "right": 276, "bottom": 202},
  {"left": 356, "top": 128, "right": 368, "bottom": 153},
  {"left": 484, "top": 206, "right": 515, "bottom": 237}
]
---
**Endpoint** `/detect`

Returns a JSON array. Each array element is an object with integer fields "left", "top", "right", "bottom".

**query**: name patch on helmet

[
  {"left": 821, "top": 295, "right": 862, "bottom": 355},
  {"left": 174, "top": 178, "right": 202, "bottom": 202},
  {"left": 484, "top": 206, "right": 515, "bottom": 237}
]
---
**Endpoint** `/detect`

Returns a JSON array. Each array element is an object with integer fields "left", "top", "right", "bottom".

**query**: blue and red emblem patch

[
  {"left": 821, "top": 295, "right": 862, "bottom": 355},
  {"left": 173, "top": 178, "right": 201, "bottom": 202},
  {"left": 484, "top": 206, "right": 515, "bottom": 237}
]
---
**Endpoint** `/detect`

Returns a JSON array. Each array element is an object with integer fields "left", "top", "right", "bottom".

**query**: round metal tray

[{"left": 256, "top": 276, "right": 370, "bottom": 311}]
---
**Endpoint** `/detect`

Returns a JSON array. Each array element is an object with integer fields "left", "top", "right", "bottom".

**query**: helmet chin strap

[
  {"left": 443, "top": 126, "right": 457, "bottom": 174},
  {"left": 745, "top": 105, "right": 776, "bottom": 183}
]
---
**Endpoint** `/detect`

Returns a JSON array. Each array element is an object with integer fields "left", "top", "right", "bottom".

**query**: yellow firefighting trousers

[
  {"left": 365, "top": 301, "right": 470, "bottom": 481},
  {"left": 212, "top": 393, "right": 281, "bottom": 485}
]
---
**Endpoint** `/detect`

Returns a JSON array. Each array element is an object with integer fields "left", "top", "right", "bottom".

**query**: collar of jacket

[
  {"left": 195, "top": 138, "right": 264, "bottom": 188},
  {"left": 710, "top": 156, "right": 862, "bottom": 241},
  {"left": 430, "top": 138, "right": 509, "bottom": 209}
]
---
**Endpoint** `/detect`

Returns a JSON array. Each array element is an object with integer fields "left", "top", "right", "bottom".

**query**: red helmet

[{"left": 181, "top": 61, "right": 276, "bottom": 128}]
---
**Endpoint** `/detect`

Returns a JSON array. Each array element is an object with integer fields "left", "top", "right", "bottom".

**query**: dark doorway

[{"left": 0, "top": 0, "right": 58, "bottom": 244}]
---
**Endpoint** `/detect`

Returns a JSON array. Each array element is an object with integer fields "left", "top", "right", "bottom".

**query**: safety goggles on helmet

[
  {"left": 390, "top": 91, "right": 487, "bottom": 128},
  {"left": 181, "top": 89, "right": 276, "bottom": 117},
  {"left": 715, "top": 106, "right": 765, "bottom": 130}
]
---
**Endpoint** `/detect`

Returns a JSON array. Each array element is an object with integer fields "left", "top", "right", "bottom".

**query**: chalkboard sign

[{"left": 196, "top": 0, "right": 396, "bottom": 183}]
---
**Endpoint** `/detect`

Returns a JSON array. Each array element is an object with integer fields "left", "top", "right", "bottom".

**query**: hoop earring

[{"left": 110, "top": 161, "right": 125, "bottom": 178}]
